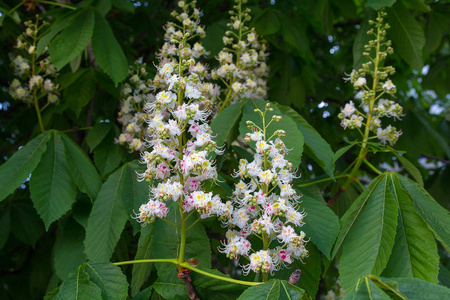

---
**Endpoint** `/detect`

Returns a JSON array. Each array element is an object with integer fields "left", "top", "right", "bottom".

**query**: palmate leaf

[
  {"left": 0, "top": 131, "right": 51, "bottom": 202},
  {"left": 55, "top": 265, "right": 102, "bottom": 300},
  {"left": 338, "top": 173, "right": 399, "bottom": 291},
  {"left": 239, "top": 99, "right": 304, "bottom": 168},
  {"left": 379, "top": 276, "right": 450, "bottom": 299},
  {"left": 92, "top": 11, "right": 128, "bottom": 85},
  {"left": 61, "top": 133, "right": 102, "bottom": 200},
  {"left": 131, "top": 225, "right": 154, "bottom": 296},
  {"left": 30, "top": 131, "right": 77, "bottom": 230},
  {"left": 343, "top": 276, "right": 391, "bottom": 300},
  {"left": 397, "top": 174, "right": 450, "bottom": 252},
  {"left": 84, "top": 262, "right": 129, "bottom": 300},
  {"left": 84, "top": 165, "right": 129, "bottom": 262},
  {"left": 381, "top": 174, "right": 439, "bottom": 283},
  {"left": 277, "top": 104, "right": 334, "bottom": 177},
  {"left": 236, "top": 280, "right": 305, "bottom": 300},
  {"left": 48, "top": 8, "right": 95, "bottom": 70}
]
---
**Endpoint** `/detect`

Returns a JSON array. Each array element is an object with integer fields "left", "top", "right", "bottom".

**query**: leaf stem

[{"left": 37, "top": 0, "right": 77, "bottom": 10}]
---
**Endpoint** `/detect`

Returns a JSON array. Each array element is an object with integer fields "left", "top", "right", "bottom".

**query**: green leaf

[
  {"left": 240, "top": 99, "right": 304, "bottom": 168},
  {"left": 49, "top": 9, "right": 95, "bottom": 70},
  {"left": 237, "top": 280, "right": 305, "bottom": 300},
  {"left": 84, "top": 165, "right": 129, "bottom": 262},
  {"left": 56, "top": 265, "right": 102, "bottom": 300},
  {"left": 92, "top": 11, "right": 128, "bottom": 85},
  {"left": 380, "top": 277, "right": 450, "bottom": 299},
  {"left": 394, "top": 153, "right": 423, "bottom": 187},
  {"left": 281, "top": 17, "right": 310, "bottom": 59},
  {"left": 132, "top": 286, "right": 153, "bottom": 300},
  {"left": 95, "top": 0, "right": 112, "bottom": 16},
  {"left": 353, "top": 10, "right": 376, "bottom": 70},
  {"left": 381, "top": 174, "right": 439, "bottom": 283},
  {"left": 366, "top": 0, "right": 396, "bottom": 10},
  {"left": 131, "top": 225, "right": 154, "bottom": 296},
  {"left": 30, "top": 131, "right": 77, "bottom": 230},
  {"left": 339, "top": 174, "right": 398, "bottom": 291},
  {"left": 37, "top": 13, "right": 75, "bottom": 57},
  {"left": 332, "top": 142, "right": 357, "bottom": 165},
  {"left": 153, "top": 280, "right": 188, "bottom": 300},
  {"left": 296, "top": 186, "right": 339, "bottom": 259},
  {"left": 254, "top": 8, "right": 281, "bottom": 36},
  {"left": 0, "top": 209, "right": 11, "bottom": 250},
  {"left": 54, "top": 218, "right": 87, "bottom": 280},
  {"left": 211, "top": 102, "right": 244, "bottom": 149},
  {"left": 61, "top": 134, "right": 102, "bottom": 200},
  {"left": 0, "top": 131, "right": 51, "bottom": 202},
  {"left": 191, "top": 269, "right": 247, "bottom": 300},
  {"left": 111, "top": 0, "right": 135, "bottom": 13},
  {"left": 439, "top": 263, "right": 450, "bottom": 288},
  {"left": 84, "top": 262, "right": 129, "bottom": 300},
  {"left": 332, "top": 175, "right": 384, "bottom": 259},
  {"left": 343, "top": 276, "right": 391, "bottom": 300},
  {"left": 10, "top": 199, "right": 44, "bottom": 247},
  {"left": 397, "top": 174, "right": 450, "bottom": 252},
  {"left": 202, "top": 20, "right": 227, "bottom": 58},
  {"left": 93, "top": 129, "right": 127, "bottom": 177},
  {"left": 388, "top": 2, "right": 425, "bottom": 70},
  {"left": 86, "top": 123, "right": 113, "bottom": 151},
  {"left": 64, "top": 68, "right": 97, "bottom": 117},
  {"left": 278, "top": 104, "right": 334, "bottom": 177}
]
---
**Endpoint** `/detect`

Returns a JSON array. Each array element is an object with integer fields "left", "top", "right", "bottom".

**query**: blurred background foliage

[{"left": 0, "top": 0, "right": 448, "bottom": 299}]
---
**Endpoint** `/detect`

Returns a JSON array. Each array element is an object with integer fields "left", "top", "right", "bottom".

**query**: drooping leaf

[
  {"left": 366, "top": 0, "right": 396, "bottom": 11},
  {"left": 84, "top": 262, "right": 129, "bottom": 300},
  {"left": 61, "top": 134, "right": 102, "bottom": 200},
  {"left": 277, "top": 104, "right": 334, "bottom": 177},
  {"left": 56, "top": 265, "right": 102, "bottom": 300},
  {"left": 131, "top": 225, "right": 154, "bottom": 296},
  {"left": 48, "top": 8, "right": 95, "bottom": 70},
  {"left": 63, "top": 68, "right": 97, "bottom": 117},
  {"left": 54, "top": 218, "right": 87, "bottom": 280},
  {"left": 92, "top": 11, "right": 128, "bottom": 85},
  {"left": 84, "top": 165, "right": 129, "bottom": 262},
  {"left": 0, "top": 209, "right": 11, "bottom": 250},
  {"left": 388, "top": 2, "right": 425, "bottom": 70},
  {"left": 36, "top": 12, "right": 75, "bottom": 57},
  {"left": 237, "top": 280, "right": 304, "bottom": 300},
  {"left": 296, "top": 186, "right": 339, "bottom": 259},
  {"left": 10, "top": 198, "right": 45, "bottom": 247},
  {"left": 30, "top": 131, "right": 77, "bottom": 230},
  {"left": 240, "top": 99, "right": 304, "bottom": 168},
  {"left": 0, "top": 131, "right": 51, "bottom": 202},
  {"left": 382, "top": 174, "right": 439, "bottom": 283},
  {"left": 86, "top": 123, "right": 113, "bottom": 151},
  {"left": 397, "top": 174, "right": 450, "bottom": 252},
  {"left": 339, "top": 173, "right": 398, "bottom": 291}
]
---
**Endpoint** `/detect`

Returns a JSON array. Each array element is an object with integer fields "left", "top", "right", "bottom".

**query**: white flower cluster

[
  {"left": 218, "top": 103, "right": 308, "bottom": 275},
  {"left": 339, "top": 12, "right": 403, "bottom": 146},
  {"left": 116, "top": 60, "right": 152, "bottom": 151},
  {"left": 9, "top": 20, "right": 59, "bottom": 105},
  {"left": 212, "top": 0, "right": 269, "bottom": 109},
  {"left": 133, "top": 1, "right": 224, "bottom": 225}
]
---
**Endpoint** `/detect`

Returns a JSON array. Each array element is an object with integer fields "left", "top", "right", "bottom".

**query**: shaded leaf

[
  {"left": 394, "top": 153, "right": 423, "bottom": 187},
  {"left": 0, "top": 209, "right": 11, "bottom": 250},
  {"left": 64, "top": 68, "right": 97, "bottom": 117},
  {"left": 191, "top": 268, "right": 247, "bottom": 300},
  {"left": 30, "top": 131, "right": 77, "bottom": 230},
  {"left": 343, "top": 276, "right": 391, "bottom": 300},
  {"left": 211, "top": 101, "right": 244, "bottom": 155},
  {"left": 10, "top": 198, "right": 45, "bottom": 247},
  {"left": 54, "top": 218, "right": 86, "bottom": 280},
  {"left": 380, "top": 277, "right": 450, "bottom": 300},
  {"left": 92, "top": 11, "right": 128, "bottom": 85},
  {"left": 0, "top": 131, "right": 51, "bottom": 202},
  {"left": 339, "top": 174, "right": 398, "bottom": 290},
  {"left": 86, "top": 123, "right": 113, "bottom": 151},
  {"left": 254, "top": 8, "right": 281, "bottom": 36},
  {"left": 388, "top": 2, "right": 425, "bottom": 70},
  {"left": 366, "top": 0, "right": 396, "bottom": 10},
  {"left": 61, "top": 134, "right": 102, "bottom": 200},
  {"left": 49, "top": 9, "right": 95, "bottom": 70},
  {"left": 93, "top": 129, "right": 127, "bottom": 177},
  {"left": 131, "top": 225, "right": 154, "bottom": 296},
  {"left": 111, "top": 0, "right": 135, "bottom": 13}
]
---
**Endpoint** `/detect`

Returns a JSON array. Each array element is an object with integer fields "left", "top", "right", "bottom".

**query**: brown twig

[{"left": 178, "top": 268, "right": 200, "bottom": 300}]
